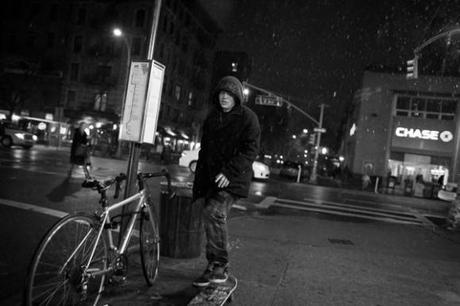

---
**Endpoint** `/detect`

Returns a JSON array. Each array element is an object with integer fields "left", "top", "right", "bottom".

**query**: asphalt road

[{"left": 0, "top": 145, "right": 459, "bottom": 305}]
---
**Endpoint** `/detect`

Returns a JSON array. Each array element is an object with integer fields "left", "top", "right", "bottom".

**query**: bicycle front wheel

[
  {"left": 25, "top": 213, "right": 108, "bottom": 306},
  {"left": 139, "top": 205, "right": 160, "bottom": 285}
]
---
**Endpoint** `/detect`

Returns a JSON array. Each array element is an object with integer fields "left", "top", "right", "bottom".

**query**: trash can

[{"left": 160, "top": 181, "right": 203, "bottom": 258}]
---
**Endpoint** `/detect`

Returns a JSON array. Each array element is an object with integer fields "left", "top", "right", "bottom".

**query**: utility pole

[
  {"left": 119, "top": 0, "right": 162, "bottom": 245},
  {"left": 309, "top": 103, "right": 327, "bottom": 184},
  {"left": 124, "top": 0, "right": 162, "bottom": 199}
]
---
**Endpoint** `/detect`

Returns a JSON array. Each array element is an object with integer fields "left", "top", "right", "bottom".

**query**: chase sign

[
  {"left": 392, "top": 118, "right": 455, "bottom": 153},
  {"left": 395, "top": 127, "right": 454, "bottom": 143}
]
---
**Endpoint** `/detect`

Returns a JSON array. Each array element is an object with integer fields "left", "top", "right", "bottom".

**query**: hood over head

[{"left": 213, "top": 76, "right": 244, "bottom": 107}]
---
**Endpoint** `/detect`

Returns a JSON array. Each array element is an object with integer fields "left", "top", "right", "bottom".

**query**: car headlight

[
  {"left": 32, "top": 135, "right": 38, "bottom": 141},
  {"left": 14, "top": 133, "right": 25, "bottom": 140}
]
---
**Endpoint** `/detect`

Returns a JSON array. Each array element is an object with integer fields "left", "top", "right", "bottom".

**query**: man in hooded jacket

[{"left": 192, "top": 76, "right": 260, "bottom": 286}]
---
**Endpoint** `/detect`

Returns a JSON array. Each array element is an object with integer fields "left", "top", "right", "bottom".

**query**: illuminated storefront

[{"left": 389, "top": 116, "right": 455, "bottom": 184}]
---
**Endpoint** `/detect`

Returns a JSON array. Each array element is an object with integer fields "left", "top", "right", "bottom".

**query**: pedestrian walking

[
  {"left": 192, "top": 76, "right": 261, "bottom": 286},
  {"left": 362, "top": 173, "right": 371, "bottom": 190},
  {"left": 68, "top": 121, "right": 92, "bottom": 179}
]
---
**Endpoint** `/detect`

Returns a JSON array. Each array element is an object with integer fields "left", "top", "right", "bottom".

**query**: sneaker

[
  {"left": 192, "top": 263, "right": 214, "bottom": 287},
  {"left": 209, "top": 263, "right": 228, "bottom": 283}
]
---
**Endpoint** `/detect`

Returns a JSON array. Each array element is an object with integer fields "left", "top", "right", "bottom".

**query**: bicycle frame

[
  {"left": 26, "top": 170, "right": 171, "bottom": 306},
  {"left": 82, "top": 189, "right": 148, "bottom": 277}
]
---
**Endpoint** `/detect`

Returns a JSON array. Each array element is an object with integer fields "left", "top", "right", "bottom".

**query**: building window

[
  {"left": 73, "top": 35, "right": 83, "bottom": 53},
  {"left": 8, "top": 35, "right": 17, "bottom": 52},
  {"left": 135, "top": 9, "right": 146, "bottom": 27},
  {"left": 162, "top": 76, "right": 168, "bottom": 95},
  {"left": 175, "top": 31, "right": 180, "bottom": 45},
  {"left": 29, "top": 2, "right": 41, "bottom": 20},
  {"left": 26, "top": 33, "right": 36, "bottom": 48},
  {"left": 97, "top": 65, "right": 112, "bottom": 81},
  {"left": 182, "top": 36, "right": 188, "bottom": 52},
  {"left": 188, "top": 92, "right": 193, "bottom": 106},
  {"left": 49, "top": 4, "right": 58, "bottom": 21},
  {"left": 131, "top": 37, "right": 142, "bottom": 56},
  {"left": 67, "top": 90, "right": 76, "bottom": 107},
  {"left": 175, "top": 85, "right": 181, "bottom": 101},
  {"left": 394, "top": 94, "right": 457, "bottom": 121},
  {"left": 70, "top": 63, "right": 80, "bottom": 81},
  {"left": 76, "top": 8, "right": 86, "bottom": 25},
  {"left": 162, "top": 15, "right": 168, "bottom": 33},
  {"left": 47, "top": 32, "right": 55, "bottom": 48},
  {"left": 159, "top": 43, "right": 165, "bottom": 59}
]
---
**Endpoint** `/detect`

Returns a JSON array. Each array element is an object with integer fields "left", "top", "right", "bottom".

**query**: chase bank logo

[
  {"left": 395, "top": 127, "right": 454, "bottom": 143},
  {"left": 439, "top": 130, "right": 454, "bottom": 142}
]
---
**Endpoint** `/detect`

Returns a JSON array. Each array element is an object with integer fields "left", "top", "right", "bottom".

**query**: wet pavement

[{"left": 2, "top": 145, "right": 460, "bottom": 305}]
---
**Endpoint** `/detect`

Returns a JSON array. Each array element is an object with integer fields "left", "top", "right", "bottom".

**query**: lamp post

[{"left": 113, "top": 27, "right": 131, "bottom": 158}]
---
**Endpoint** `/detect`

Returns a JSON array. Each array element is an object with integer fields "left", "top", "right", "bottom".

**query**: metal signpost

[
  {"left": 310, "top": 104, "right": 327, "bottom": 183},
  {"left": 119, "top": 0, "right": 163, "bottom": 243}
]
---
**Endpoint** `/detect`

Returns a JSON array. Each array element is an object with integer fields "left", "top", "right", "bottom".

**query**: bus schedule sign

[{"left": 119, "top": 60, "right": 165, "bottom": 144}]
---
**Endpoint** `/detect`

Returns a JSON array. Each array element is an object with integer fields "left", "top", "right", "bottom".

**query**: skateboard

[{"left": 188, "top": 275, "right": 237, "bottom": 306}]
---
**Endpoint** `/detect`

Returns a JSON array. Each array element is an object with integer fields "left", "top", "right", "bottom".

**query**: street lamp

[
  {"left": 113, "top": 28, "right": 122, "bottom": 37},
  {"left": 112, "top": 27, "right": 131, "bottom": 158}
]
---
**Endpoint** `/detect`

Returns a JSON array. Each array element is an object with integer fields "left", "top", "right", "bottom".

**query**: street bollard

[{"left": 297, "top": 165, "right": 302, "bottom": 183}]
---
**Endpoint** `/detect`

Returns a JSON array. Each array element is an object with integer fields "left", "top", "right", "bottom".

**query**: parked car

[
  {"left": 179, "top": 149, "right": 270, "bottom": 180},
  {"left": 279, "top": 161, "right": 309, "bottom": 180},
  {"left": 179, "top": 149, "right": 199, "bottom": 172},
  {"left": 438, "top": 182, "right": 458, "bottom": 201},
  {"left": 0, "top": 121, "right": 38, "bottom": 149}
]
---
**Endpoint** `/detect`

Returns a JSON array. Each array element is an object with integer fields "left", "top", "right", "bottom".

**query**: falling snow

[{"left": 202, "top": 0, "right": 460, "bottom": 146}]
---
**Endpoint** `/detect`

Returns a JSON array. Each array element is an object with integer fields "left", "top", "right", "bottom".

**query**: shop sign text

[{"left": 395, "top": 127, "right": 453, "bottom": 142}]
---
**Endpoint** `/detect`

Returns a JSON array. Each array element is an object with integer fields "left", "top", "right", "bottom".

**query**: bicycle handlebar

[
  {"left": 137, "top": 169, "right": 174, "bottom": 199},
  {"left": 82, "top": 169, "right": 174, "bottom": 200}
]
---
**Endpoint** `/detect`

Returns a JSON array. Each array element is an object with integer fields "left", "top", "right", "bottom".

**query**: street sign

[
  {"left": 119, "top": 60, "right": 165, "bottom": 144},
  {"left": 314, "top": 127, "right": 326, "bottom": 133},
  {"left": 255, "top": 95, "right": 283, "bottom": 107}
]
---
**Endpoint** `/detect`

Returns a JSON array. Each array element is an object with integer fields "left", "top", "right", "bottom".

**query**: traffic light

[
  {"left": 308, "top": 134, "right": 315, "bottom": 145},
  {"left": 406, "top": 55, "right": 419, "bottom": 79}
]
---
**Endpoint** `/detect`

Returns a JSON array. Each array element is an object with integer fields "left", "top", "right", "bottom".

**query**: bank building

[{"left": 341, "top": 70, "right": 460, "bottom": 197}]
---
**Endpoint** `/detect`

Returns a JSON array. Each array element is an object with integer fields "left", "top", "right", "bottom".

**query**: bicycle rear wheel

[
  {"left": 25, "top": 213, "right": 108, "bottom": 306},
  {"left": 139, "top": 205, "right": 160, "bottom": 285}
]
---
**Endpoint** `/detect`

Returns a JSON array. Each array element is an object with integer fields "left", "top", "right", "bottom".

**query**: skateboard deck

[{"left": 188, "top": 275, "right": 237, "bottom": 306}]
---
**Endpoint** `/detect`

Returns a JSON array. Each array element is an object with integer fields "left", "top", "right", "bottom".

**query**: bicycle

[{"left": 25, "top": 169, "right": 173, "bottom": 305}]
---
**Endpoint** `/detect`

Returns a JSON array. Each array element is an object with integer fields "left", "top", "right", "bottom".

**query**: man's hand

[{"left": 215, "top": 173, "right": 230, "bottom": 188}]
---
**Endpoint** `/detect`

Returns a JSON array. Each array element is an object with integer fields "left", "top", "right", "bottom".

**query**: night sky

[{"left": 199, "top": 0, "right": 460, "bottom": 149}]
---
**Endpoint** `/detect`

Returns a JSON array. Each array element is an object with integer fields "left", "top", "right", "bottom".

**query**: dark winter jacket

[{"left": 193, "top": 76, "right": 261, "bottom": 200}]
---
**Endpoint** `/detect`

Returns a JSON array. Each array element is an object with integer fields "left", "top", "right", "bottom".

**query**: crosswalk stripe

[
  {"left": 269, "top": 197, "right": 427, "bottom": 225},
  {"left": 0, "top": 198, "right": 68, "bottom": 218}
]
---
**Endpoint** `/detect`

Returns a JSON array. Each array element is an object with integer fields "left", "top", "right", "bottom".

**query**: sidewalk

[
  {"left": 98, "top": 208, "right": 460, "bottom": 306},
  {"left": 13, "top": 146, "right": 460, "bottom": 305}
]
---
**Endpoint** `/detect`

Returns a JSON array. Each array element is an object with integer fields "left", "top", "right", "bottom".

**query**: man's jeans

[{"left": 201, "top": 190, "right": 238, "bottom": 265}]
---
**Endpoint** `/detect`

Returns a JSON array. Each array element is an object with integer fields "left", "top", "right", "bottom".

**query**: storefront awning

[{"left": 164, "top": 127, "right": 176, "bottom": 137}]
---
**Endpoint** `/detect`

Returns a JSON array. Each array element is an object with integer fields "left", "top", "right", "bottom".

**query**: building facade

[
  {"left": 342, "top": 70, "right": 460, "bottom": 190},
  {"left": 0, "top": 0, "right": 219, "bottom": 151}
]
